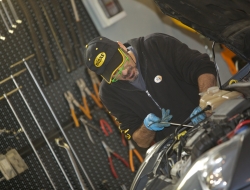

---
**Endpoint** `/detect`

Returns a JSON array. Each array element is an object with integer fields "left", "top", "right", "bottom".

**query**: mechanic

[{"left": 84, "top": 33, "right": 217, "bottom": 149}]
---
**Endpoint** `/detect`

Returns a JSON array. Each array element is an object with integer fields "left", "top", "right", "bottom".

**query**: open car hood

[{"left": 154, "top": 0, "right": 250, "bottom": 62}]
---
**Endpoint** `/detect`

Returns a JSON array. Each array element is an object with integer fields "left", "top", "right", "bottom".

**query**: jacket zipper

[
  {"left": 146, "top": 90, "right": 162, "bottom": 110},
  {"left": 142, "top": 49, "right": 162, "bottom": 111}
]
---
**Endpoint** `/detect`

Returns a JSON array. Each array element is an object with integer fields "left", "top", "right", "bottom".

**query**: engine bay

[{"left": 130, "top": 82, "right": 250, "bottom": 190}]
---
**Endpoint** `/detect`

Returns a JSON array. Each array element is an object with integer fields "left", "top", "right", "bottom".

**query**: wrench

[{"left": 55, "top": 138, "right": 88, "bottom": 190}]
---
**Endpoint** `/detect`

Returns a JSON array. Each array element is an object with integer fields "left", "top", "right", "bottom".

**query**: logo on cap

[{"left": 94, "top": 52, "right": 106, "bottom": 67}]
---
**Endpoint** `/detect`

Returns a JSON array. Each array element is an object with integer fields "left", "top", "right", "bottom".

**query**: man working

[{"left": 84, "top": 33, "right": 217, "bottom": 148}]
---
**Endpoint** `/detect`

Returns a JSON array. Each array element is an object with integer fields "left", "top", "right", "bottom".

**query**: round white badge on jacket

[{"left": 154, "top": 75, "right": 162, "bottom": 83}]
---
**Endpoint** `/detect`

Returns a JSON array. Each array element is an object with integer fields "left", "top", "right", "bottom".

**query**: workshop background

[{"left": 0, "top": 0, "right": 233, "bottom": 190}]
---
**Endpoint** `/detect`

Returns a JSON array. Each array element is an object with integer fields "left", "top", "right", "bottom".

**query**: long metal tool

[
  {"left": 70, "top": 0, "right": 80, "bottom": 22},
  {"left": 148, "top": 122, "right": 193, "bottom": 128},
  {"left": 0, "top": 0, "right": 16, "bottom": 28},
  {"left": 0, "top": 9, "right": 13, "bottom": 33},
  {"left": 0, "top": 87, "right": 21, "bottom": 101},
  {"left": 41, "top": 3, "right": 71, "bottom": 73},
  {"left": 55, "top": 138, "right": 88, "bottom": 190},
  {"left": 50, "top": 0, "right": 76, "bottom": 71},
  {"left": 9, "top": 54, "right": 34, "bottom": 68},
  {"left": 18, "top": 2, "right": 49, "bottom": 85},
  {"left": 69, "top": 0, "right": 86, "bottom": 49},
  {"left": 61, "top": 0, "right": 84, "bottom": 65},
  {"left": 0, "top": 68, "right": 26, "bottom": 85},
  {"left": 6, "top": 0, "right": 22, "bottom": 23},
  {"left": 169, "top": 122, "right": 193, "bottom": 128},
  {"left": 28, "top": 0, "right": 59, "bottom": 80},
  {"left": 3, "top": 93, "right": 56, "bottom": 189},
  {"left": 24, "top": 60, "right": 96, "bottom": 190},
  {"left": 11, "top": 75, "right": 74, "bottom": 190}
]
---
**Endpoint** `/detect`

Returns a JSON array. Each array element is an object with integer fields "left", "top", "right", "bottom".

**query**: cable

[
  {"left": 174, "top": 105, "right": 212, "bottom": 135},
  {"left": 217, "top": 119, "right": 250, "bottom": 144},
  {"left": 234, "top": 119, "right": 250, "bottom": 132}
]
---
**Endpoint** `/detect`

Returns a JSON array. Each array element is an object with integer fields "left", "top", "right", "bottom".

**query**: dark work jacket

[{"left": 99, "top": 33, "right": 217, "bottom": 142}]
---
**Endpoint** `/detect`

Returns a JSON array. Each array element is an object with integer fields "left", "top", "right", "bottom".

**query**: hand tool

[
  {"left": 87, "top": 69, "right": 102, "bottom": 102},
  {"left": 101, "top": 141, "right": 129, "bottom": 178},
  {"left": 9, "top": 54, "right": 34, "bottom": 68},
  {"left": 161, "top": 122, "right": 193, "bottom": 128},
  {"left": 79, "top": 116, "right": 102, "bottom": 144},
  {"left": 50, "top": 0, "right": 76, "bottom": 71},
  {"left": 18, "top": 2, "right": 49, "bottom": 85},
  {"left": 64, "top": 92, "right": 79, "bottom": 127},
  {"left": 0, "top": 68, "right": 26, "bottom": 85},
  {"left": 6, "top": 0, "right": 21, "bottom": 23},
  {"left": 55, "top": 138, "right": 87, "bottom": 190},
  {"left": 0, "top": 87, "right": 21, "bottom": 101},
  {"left": 0, "top": 0, "right": 16, "bottom": 28},
  {"left": 64, "top": 91, "right": 92, "bottom": 125},
  {"left": 76, "top": 78, "right": 103, "bottom": 109},
  {"left": 24, "top": 60, "right": 96, "bottom": 190},
  {"left": 100, "top": 119, "right": 112, "bottom": 136},
  {"left": 3, "top": 93, "right": 56, "bottom": 189},
  {"left": 61, "top": 0, "right": 84, "bottom": 65},
  {"left": 70, "top": 0, "right": 80, "bottom": 22},
  {"left": 0, "top": 9, "right": 13, "bottom": 33},
  {"left": 0, "top": 33, "right": 5, "bottom": 40},
  {"left": 41, "top": 3, "right": 71, "bottom": 73},
  {"left": 76, "top": 79, "right": 91, "bottom": 116},
  {"left": 28, "top": 0, "right": 59, "bottom": 81},
  {"left": 11, "top": 76, "right": 74, "bottom": 189},
  {"left": 128, "top": 140, "right": 143, "bottom": 172},
  {"left": 69, "top": 0, "right": 87, "bottom": 49}
]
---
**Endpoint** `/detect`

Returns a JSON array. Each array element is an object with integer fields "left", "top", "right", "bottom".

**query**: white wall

[{"left": 82, "top": 0, "right": 232, "bottom": 84}]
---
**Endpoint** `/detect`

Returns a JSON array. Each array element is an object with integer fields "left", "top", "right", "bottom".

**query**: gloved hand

[
  {"left": 144, "top": 108, "right": 172, "bottom": 131},
  {"left": 190, "top": 106, "right": 206, "bottom": 125}
]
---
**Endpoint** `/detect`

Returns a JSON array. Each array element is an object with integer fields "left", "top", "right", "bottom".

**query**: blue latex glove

[
  {"left": 190, "top": 106, "right": 206, "bottom": 125},
  {"left": 144, "top": 108, "right": 173, "bottom": 131}
]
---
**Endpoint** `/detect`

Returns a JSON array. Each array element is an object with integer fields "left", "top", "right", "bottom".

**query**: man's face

[{"left": 111, "top": 49, "right": 139, "bottom": 83}]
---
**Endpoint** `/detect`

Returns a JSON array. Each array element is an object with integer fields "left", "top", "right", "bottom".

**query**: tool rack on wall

[{"left": 0, "top": 0, "right": 141, "bottom": 189}]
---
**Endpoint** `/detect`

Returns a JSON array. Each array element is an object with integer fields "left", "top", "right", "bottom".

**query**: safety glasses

[{"left": 111, "top": 49, "right": 129, "bottom": 83}]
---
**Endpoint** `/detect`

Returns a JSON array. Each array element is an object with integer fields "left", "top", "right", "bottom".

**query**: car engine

[{"left": 130, "top": 81, "right": 250, "bottom": 190}]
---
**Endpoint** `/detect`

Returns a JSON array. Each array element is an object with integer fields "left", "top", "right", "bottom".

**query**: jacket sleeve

[{"left": 145, "top": 33, "right": 217, "bottom": 85}]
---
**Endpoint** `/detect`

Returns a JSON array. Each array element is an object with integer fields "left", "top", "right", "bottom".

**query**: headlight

[{"left": 177, "top": 135, "right": 242, "bottom": 190}]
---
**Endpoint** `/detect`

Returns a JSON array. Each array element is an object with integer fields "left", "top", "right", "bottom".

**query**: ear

[{"left": 117, "top": 41, "right": 127, "bottom": 51}]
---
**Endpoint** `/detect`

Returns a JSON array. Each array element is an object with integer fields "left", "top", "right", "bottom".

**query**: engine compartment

[{"left": 130, "top": 82, "right": 250, "bottom": 190}]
